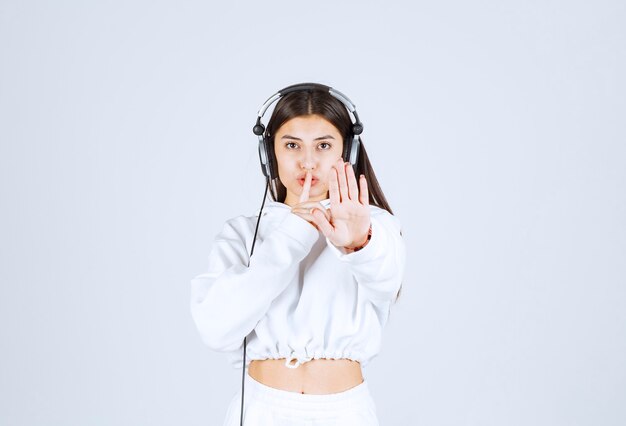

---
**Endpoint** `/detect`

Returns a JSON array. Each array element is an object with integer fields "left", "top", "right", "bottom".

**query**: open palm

[{"left": 312, "top": 159, "right": 371, "bottom": 249}]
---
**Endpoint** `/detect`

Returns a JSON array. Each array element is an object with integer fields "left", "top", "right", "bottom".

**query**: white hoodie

[{"left": 190, "top": 198, "right": 406, "bottom": 372}]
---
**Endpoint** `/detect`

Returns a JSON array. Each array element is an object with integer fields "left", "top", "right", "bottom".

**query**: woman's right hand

[{"left": 290, "top": 171, "right": 331, "bottom": 230}]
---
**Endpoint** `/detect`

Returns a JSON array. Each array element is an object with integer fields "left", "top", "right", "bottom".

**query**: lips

[
  {"left": 299, "top": 177, "right": 318, "bottom": 186},
  {"left": 297, "top": 173, "right": 319, "bottom": 181},
  {"left": 297, "top": 172, "right": 319, "bottom": 186}
]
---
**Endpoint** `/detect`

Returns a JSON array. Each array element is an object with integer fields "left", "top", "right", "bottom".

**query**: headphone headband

[{"left": 253, "top": 82, "right": 363, "bottom": 136}]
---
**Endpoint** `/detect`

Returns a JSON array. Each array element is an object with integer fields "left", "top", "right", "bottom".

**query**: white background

[{"left": 1, "top": 0, "right": 624, "bottom": 425}]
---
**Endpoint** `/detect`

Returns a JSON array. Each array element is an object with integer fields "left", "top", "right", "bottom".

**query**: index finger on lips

[{"left": 299, "top": 170, "right": 312, "bottom": 203}]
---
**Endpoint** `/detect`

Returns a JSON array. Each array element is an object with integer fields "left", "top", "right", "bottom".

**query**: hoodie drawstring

[{"left": 284, "top": 354, "right": 313, "bottom": 369}]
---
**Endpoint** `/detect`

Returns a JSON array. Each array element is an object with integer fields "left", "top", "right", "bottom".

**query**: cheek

[
  {"left": 320, "top": 168, "right": 335, "bottom": 188},
  {"left": 274, "top": 153, "right": 291, "bottom": 172}
]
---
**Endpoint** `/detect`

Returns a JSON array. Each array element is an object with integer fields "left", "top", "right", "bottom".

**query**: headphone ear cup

[
  {"left": 343, "top": 134, "right": 352, "bottom": 163},
  {"left": 345, "top": 134, "right": 360, "bottom": 166},
  {"left": 258, "top": 136, "right": 270, "bottom": 179},
  {"left": 264, "top": 136, "right": 279, "bottom": 180}
]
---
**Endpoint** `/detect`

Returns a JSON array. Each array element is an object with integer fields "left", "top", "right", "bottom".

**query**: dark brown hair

[{"left": 264, "top": 88, "right": 403, "bottom": 303}]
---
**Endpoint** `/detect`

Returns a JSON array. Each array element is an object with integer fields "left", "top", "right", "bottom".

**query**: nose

[{"left": 300, "top": 148, "right": 317, "bottom": 170}]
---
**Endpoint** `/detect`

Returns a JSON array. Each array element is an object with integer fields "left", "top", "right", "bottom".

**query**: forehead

[{"left": 276, "top": 115, "right": 341, "bottom": 136}]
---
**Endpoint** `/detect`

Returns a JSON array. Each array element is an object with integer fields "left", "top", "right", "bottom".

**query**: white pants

[{"left": 222, "top": 370, "right": 380, "bottom": 426}]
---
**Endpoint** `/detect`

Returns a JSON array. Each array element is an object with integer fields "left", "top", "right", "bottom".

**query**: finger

[
  {"left": 346, "top": 164, "right": 359, "bottom": 201},
  {"left": 311, "top": 208, "right": 334, "bottom": 237},
  {"left": 311, "top": 202, "right": 331, "bottom": 222},
  {"left": 294, "top": 202, "right": 331, "bottom": 223},
  {"left": 328, "top": 166, "right": 340, "bottom": 206},
  {"left": 291, "top": 201, "right": 327, "bottom": 217},
  {"left": 291, "top": 206, "right": 315, "bottom": 217},
  {"left": 291, "top": 209, "right": 319, "bottom": 230},
  {"left": 323, "top": 207, "right": 331, "bottom": 222},
  {"left": 336, "top": 159, "right": 349, "bottom": 202},
  {"left": 359, "top": 174, "right": 369, "bottom": 206},
  {"left": 299, "top": 170, "right": 312, "bottom": 203}
]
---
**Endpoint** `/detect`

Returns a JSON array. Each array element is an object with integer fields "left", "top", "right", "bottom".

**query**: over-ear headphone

[{"left": 252, "top": 82, "right": 364, "bottom": 181}]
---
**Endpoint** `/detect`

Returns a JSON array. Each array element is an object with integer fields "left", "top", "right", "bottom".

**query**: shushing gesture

[{"left": 291, "top": 158, "right": 371, "bottom": 251}]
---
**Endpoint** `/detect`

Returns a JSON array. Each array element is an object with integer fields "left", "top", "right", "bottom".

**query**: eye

[
  {"left": 285, "top": 142, "right": 298, "bottom": 149},
  {"left": 319, "top": 142, "right": 331, "bottom": 150}
]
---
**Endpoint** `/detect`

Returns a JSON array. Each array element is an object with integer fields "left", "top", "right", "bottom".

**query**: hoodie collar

[{"left": 256, "top": 197, "right": 331, "bottom": 216}]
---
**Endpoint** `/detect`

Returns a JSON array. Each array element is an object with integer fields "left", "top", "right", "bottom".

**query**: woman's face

[{"left": 274, "top": 114, "right": 344, "bottom": 207}]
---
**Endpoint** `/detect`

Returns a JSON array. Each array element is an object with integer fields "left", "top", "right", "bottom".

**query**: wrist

[{"left": 344, "top": 223, "right": 372, "bottom": 252}]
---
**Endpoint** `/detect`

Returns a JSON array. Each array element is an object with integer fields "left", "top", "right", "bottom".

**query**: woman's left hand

[{"left": 311, "top": 158, "right": 371, "bottom": 250}]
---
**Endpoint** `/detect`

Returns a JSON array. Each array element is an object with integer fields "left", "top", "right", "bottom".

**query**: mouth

[{"left": 299, "top": 178, "right": 319, "bottom": 186}]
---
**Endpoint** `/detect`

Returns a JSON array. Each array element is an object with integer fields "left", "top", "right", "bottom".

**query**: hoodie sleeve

[
  {"left": 325, "top": 210, "right": 406, "bottom": 302},
  {"left": 190, "top": 212, "right": 320, "bottom": 352}
]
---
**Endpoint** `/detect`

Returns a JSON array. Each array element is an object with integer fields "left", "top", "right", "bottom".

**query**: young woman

[{"left": 190, "top": 83, "right": 406, "bottom": 425}]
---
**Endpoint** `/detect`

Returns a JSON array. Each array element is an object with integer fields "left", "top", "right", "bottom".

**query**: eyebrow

[{"left": 280, "top": 134, "right": 336, "bottom": 141}]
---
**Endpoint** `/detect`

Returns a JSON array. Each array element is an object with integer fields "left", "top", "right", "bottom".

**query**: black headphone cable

[{"left": 240, "top": 176, "right": 270, "bottom": 426}]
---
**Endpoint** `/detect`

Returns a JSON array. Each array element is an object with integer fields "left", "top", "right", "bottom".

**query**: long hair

[{"left": 264, "top": 88, "right": 403, "bottom": 302}]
